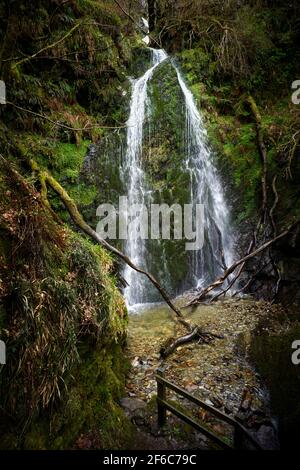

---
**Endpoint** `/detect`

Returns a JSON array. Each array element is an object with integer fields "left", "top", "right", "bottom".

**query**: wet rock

[
  {"left": 131, "top": 356, "right": 140, "bottom": 367},
  {"left": 132, "top": 407, "right": 148, "bottom": 427},
  {"left": 204, "top": 399, "right": 214, "bottom": 407},
  {"left": 120, "top": 397, "right": 147, "bottom": 413},
  {"left": 255, "top": 423, "right": 280, "bottom": 450},
  {"left": 211, "top": 395, "right": 223, "bottom": 408},
  {"left": 186, "top": 384, "right": 198, "bottom": 392}
]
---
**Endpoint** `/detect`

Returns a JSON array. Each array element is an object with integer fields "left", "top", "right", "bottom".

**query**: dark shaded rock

[{"left": 255, "top": 423, "right": 280, "bottom": 450}]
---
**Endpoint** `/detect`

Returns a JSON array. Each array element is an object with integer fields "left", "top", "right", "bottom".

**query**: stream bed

[{"left": 122, "top": 297, "right": 299, "bottom": 449}]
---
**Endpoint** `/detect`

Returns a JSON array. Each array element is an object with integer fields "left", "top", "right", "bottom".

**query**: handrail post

[
  {"left": 157, "top": 368, "right": 166, "bottom": 427},
  {"left": 234, "top": 424, "right": 244, "bottom": 450}
]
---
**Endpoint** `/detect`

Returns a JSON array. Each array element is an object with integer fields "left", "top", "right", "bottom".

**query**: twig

[{"left": 6, "top": 101, "right": 128, "bottom": 131}]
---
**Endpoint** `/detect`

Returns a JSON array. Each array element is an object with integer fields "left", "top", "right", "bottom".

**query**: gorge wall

[{"left": 0, "top": 0, "right": 300, "bottom": 450}]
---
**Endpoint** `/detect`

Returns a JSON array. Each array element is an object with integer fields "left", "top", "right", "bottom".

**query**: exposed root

[{"left": 269, "top": 176, "right": 279, "bottom": 236}]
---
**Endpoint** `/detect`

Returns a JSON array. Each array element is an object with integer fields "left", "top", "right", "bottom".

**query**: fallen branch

[
  {"left": 28, "top": 159, "right": 185, "bottom": 321},
  {"left": 185, "top": 221, "right": 299, "bottom": 307},
  {"left": 160, "top": 327, "right": 224, "bottom": 358},
  {"left": 1, "top": 157, "right": 225, "bottom": 357}
]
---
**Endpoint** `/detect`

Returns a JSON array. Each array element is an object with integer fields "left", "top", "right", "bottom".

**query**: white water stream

[{"left": 121, "top": 49, "right": 233, "bottom": 308}]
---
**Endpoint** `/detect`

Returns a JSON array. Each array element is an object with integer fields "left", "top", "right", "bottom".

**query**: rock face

[
  {"left": 120, "top": 397, "right": 147, "bottom": 414},
  {"left": 80, "top": 54, "right": 234, "bottom": 302},
  {"left": 79, "top": 57, "right": 190, "bottom": 299},
  {"left": 250, "top": 318, "right": 300, "bottom": 449},
  {"left": 256, "top": 424, "right": 280, "bottom": 450},
  {"left": 240, "top": 227, "right": 300, "bottom": 305},
  {"left": 276, "top": 229, "right": 300, "bottom": 304},
  {"left": 236, "top": 389, "right": 280, "bottom": 450}
]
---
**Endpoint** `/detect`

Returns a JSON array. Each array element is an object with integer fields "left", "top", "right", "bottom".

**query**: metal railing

[{"left": 156, "top": 368, "right": 262, "bottom": 450}]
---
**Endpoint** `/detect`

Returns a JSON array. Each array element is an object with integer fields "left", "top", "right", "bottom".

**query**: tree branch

[
  {"left": 12, "top": 22, "right": 81, "bottom": 69},
  {"left": 29, "top": 159, "right": 185, "bottom": 321},
  {"left": 160, "top": 327, "right": 223, "bottom": 358},
  {"left": 185, "top": 221, "right": 299, "bottom": 307},
  {"left": 6, "top": 101, "right": 128, "bottom": 131}
]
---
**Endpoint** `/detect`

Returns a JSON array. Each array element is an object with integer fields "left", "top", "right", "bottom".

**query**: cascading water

[
  {"left": 122, "top": 48, "right": 233, "bottom": 308},
  {"left": 174, "top": 67, "right": 234, "bottom": 288},
  {"left": 121, "top": 49, "right": 168, "bottom": 307}
]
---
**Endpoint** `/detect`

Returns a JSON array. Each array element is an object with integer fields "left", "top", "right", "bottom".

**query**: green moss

[
  {"left": 0, "top": 167, "right": 129, "bottom": 449},
  {"left": 21, "top": 342, "right": 132, "bottom": 450},
  {"left": 175, "top": 45, "right": 300, "bottom": 227},
  {"left": 23, "top": 343, "right": 132, "bottom": 449},
  {"left": 139, "top": 60, "right": 192, "bottom": 294},
  {"left": 54, "top": 141, "right": 91, "bottom": 181}
]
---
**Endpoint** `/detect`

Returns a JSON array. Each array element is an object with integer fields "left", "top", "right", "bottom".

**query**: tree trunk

[{"left": 148, "top": 0, "right": 156, "bottom": 32}]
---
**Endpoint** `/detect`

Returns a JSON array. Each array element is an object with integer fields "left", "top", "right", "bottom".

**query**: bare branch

[
  {"left": 6, "top": 101, "right": 128, "bottom": 131},
  {"left": 185, "top": 221, "right": 299, "bottom": 307},
  {"left": 12, "top": 22, "right": 81, "bottom": 69},
  {"left": 27, "top": 158, "right": 185, "bottom": 321}
]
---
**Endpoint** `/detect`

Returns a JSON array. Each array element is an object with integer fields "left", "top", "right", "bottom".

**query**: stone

[{"left": 120, "top": 397, "right": 147, "bottom": 413}]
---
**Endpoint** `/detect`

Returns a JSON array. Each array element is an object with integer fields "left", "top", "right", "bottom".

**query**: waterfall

[
  {"left": 121, "top": 49, "right": 168, "bottom": 307},
  {"left": 174, "top": 67, "right": 234, "bottom": 288},
  {"left": 122, "top": 48, "right": 233, "bottom": 308}
]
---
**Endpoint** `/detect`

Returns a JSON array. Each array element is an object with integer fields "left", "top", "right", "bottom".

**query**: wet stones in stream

[{"left": 120, "top": 298, "right": 291, "bottom": 449}]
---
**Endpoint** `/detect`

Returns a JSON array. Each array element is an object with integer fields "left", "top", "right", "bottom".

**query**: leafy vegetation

[
  {"left": 0, "top": 163, "right": 129, "bottom": 448},
  {"left": 0, "top": 0, "right": 141, "bottom": 449},
  {"left": 152, "top": 0, "right": 300, "bottom": 227},
  {"left": 0, "top": 0, "right": 139, "bottom": 212},
  {"left": 0, "top": 0, "right": 299, "bottom": 451}
]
